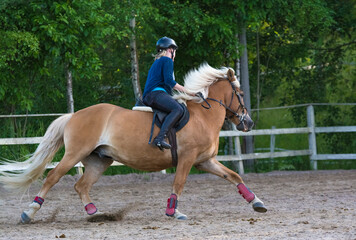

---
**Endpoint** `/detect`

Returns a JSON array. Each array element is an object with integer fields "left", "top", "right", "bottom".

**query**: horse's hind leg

[
  {"left": 21, "top": 152, "right": 87, "bottom": 223},
  {"left": 74, "top": 153, "right": 113, "bottom": 215},
  {"left": 195, "top": 157, "right": 267, "bottom": 213}
]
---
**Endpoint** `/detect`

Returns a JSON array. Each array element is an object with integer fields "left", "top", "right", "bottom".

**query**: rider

[{"left": 142, "top": 37, "right": 191, "bottom": 151}]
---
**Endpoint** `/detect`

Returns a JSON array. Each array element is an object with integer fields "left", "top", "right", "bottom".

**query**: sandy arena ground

[{"left": 0, "top": 170, "right": 355, "bottom": 240}]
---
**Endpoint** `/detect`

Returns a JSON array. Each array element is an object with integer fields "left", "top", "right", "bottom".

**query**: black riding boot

[
  {"left": 153, "top": 111, "right": 182, "bottom": 151},
  {"left": 153, "top": 134, "right": 171, "bottom": 151}
]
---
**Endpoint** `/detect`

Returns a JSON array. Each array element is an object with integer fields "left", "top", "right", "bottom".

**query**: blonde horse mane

[{"left": 173, "top": 63, "right": 240, "bottom": 104}]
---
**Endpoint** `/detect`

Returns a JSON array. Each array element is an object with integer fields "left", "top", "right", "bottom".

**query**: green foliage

[
  {"left": 0, "top": 0, "right": 355, "bottom": 173},
  {"left": 0, "top": 2, "right": 40, "bottom": 111},
  {"left": 255, "top": 156, "right": 311, "bottom": 173}
]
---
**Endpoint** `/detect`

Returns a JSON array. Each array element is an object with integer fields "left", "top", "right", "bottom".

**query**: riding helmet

[{"left": 156, "top": 37, "right": 178, "bottom": 52}]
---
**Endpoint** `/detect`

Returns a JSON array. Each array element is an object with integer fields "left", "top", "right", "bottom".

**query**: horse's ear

[{"left": 227, "top": 68, "right": 235, "bottom": 82}]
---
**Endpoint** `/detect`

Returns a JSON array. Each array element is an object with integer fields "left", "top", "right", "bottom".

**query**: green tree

[
  {"left": 29, "top": 1, "right": 118, "bottom": 110},
  {"left": 0, "top": 1, "right": 40, "bottom": 113}
]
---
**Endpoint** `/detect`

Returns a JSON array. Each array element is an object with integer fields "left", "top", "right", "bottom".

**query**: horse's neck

[{"left": 187, "top": 81, "right": 229, "bottom": 133}]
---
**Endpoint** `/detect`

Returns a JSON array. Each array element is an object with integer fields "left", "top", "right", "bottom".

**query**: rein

[{"left": 197, "top": 82, "right": 247, "bottom": 123}]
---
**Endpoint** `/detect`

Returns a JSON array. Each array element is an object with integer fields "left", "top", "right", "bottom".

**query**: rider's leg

[{"left": 143, "top": 91, "right": 183, "bottom": 150}]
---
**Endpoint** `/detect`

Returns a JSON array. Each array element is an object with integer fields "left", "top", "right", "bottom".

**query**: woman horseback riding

[{"left": 142, "top": 37, "right": 192, "bottom": 151}]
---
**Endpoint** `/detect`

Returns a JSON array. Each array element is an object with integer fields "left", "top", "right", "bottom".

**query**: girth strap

[
  {"left": 149, "top": 118, "right": 178, "bottom": 167},
  {"left": 148, "top": 113, "right": 178, "bottom": 167},
  {"left": 147, "top": 103, "right": 189, "bottom": 167},
  {"left": 148, "top": 112, "right": 157, "bottom": 144},
  {"left": 167, "top": 128, "right": 178, "bottom": 167}
]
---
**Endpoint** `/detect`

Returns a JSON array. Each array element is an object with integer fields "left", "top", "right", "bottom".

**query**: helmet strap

[{"left": 170, "top": 49, "right": 175, "bottom": 59}]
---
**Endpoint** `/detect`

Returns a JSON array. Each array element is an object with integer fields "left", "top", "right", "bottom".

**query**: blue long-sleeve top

[{"left": 142, "top": 56, "right": 177, "bottom": 99}]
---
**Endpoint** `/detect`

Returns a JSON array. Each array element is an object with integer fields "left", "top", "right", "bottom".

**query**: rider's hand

[
  {"left": 185, "top": 90, "right": 197, "bottom": 96},
  {"left": 174, "top": 84, "right": 196, "bottom": 96}
]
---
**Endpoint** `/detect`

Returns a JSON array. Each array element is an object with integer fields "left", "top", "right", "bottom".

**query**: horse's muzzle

[{"left": 236, "top": 115, "right": 254, "bottom": 132}]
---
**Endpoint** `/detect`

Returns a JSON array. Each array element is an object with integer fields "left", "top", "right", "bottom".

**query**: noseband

[{"left": 197, "top": 81, "right": 247, "bottom": 125}]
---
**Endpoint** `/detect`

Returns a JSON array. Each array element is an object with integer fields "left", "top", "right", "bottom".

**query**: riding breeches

[{"left": 143, "top": 91, "right": 184, "bottom": 134}]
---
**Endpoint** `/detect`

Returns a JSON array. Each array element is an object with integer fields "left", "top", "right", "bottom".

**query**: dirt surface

[{"left": 0, "top": 170, "right": 355, "bottom": 240}]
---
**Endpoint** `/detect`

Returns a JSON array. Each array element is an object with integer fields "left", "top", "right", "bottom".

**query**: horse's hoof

[
  {"left": 21, "top": 212, "right": 32, "bottom": 224},
  {"left": 174, "top": 210, "right": 188, "bottom": 220},
  {"left": 252, "top": 202, "right": 267, "bottom": 213}
]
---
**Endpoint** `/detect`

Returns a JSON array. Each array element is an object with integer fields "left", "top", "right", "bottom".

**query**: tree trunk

[
  {"left": 234, "top": 45, "right": 241, "bottom": 80},
  {"left": 239, "top": 25, "right": 254, "bottom": 171},
  {"left": 233, "top": 34, "right": 243, "bottom": 173},
  {"left": 66, "top": 68, "right": 74, "bottom": 113},
  {"left": 256, "top": 30, "right": 261, "bottom": 125},
  {"left": 66, "top": 66, "right": 81, "bottom": 174},
  {"left": 130, "top": 15, "right": 142, "bottom": 100}
]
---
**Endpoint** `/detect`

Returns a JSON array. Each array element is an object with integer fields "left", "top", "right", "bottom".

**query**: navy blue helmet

[{"left": 156, "top": 37, "right": 178, "bottom": 52}]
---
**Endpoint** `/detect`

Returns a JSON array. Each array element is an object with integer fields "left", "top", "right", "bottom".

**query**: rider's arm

[
  {"left": 162, "top": 58, "right": 177, "bottom": 88},
  {"left": 174, "top": 83, "right": 195, "bottom": 96}
]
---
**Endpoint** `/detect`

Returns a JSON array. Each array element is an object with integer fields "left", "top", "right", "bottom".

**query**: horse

[{"left": 0, "top": 63, "right": 267, "bottom": 223}]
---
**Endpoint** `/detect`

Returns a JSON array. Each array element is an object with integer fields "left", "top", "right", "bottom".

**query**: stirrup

[{"left": 155, "top": 141, "right": 171, "bottom": 151}]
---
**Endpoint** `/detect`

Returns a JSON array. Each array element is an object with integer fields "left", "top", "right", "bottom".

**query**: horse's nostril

[{"left": 236, "top": 122, "right": 244, "bottom": 131}]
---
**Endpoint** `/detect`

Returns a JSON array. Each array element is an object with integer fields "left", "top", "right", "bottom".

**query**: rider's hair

[{"left": 153, "top": 49, "right": 167, "bottom": 60}]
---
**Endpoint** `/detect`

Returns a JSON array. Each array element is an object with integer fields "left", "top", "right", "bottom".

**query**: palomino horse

[{"left": 0, "top": 63, "right": 267, "bottom": 223}]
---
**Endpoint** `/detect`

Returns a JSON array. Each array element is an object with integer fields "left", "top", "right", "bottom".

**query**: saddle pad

[{"left": 132, "top": 106, "right": 153, "bottom": 112}]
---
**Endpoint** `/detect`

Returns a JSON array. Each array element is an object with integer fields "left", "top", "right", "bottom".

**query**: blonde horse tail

[{"left": 0, "top": 113, "right": 73, "bottom": 193}]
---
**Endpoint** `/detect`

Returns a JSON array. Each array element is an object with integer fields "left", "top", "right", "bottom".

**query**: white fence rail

[{"left": 1, "top": 105, "right": 355, "bottom": 174}]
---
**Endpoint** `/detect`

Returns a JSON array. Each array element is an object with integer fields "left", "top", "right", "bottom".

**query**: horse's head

[
  {"left": 224, "top": 68, "right": 254, "bottom": 132},
  {"left": 173, "top": 63, "right": 254, "bottom": 132}
]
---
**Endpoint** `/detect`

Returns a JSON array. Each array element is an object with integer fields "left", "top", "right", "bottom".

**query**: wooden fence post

[
  {"left": 232, "top": 124, "right": 244, "bottom": 174},
  {"left": 270, "top": 126, "right": 276, "bottom": 165},
  {"left": 307, "top": 105, "right": 318, "bottom": 170}
]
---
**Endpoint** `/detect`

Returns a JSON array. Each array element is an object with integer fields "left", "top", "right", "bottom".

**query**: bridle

[{"left": 197, "top": 81, "right": 247, "bottom": 126}]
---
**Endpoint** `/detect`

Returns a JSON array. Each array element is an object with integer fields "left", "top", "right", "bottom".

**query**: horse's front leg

[
  {"left": 166, "top": 154, "right": 195, "bottom": 220},
  {"left": 195, "top": 157, "right": 267, "bottom": 213}
]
